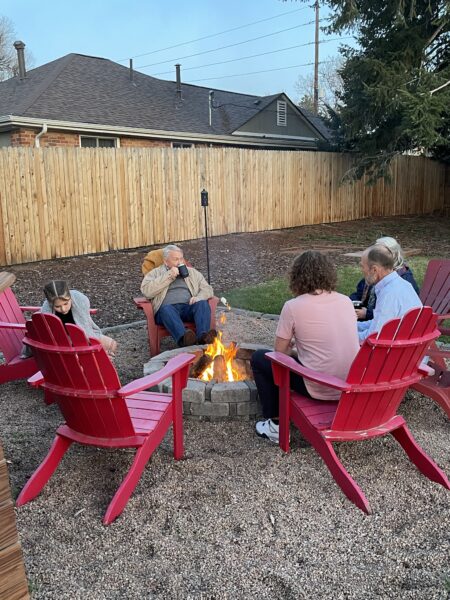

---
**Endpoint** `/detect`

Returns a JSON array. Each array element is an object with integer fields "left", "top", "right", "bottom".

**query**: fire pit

[{"left": 143, "top": 341, "right": 266, "bottom": 420}]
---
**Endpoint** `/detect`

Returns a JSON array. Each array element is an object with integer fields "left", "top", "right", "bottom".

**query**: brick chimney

[{"left": 13, "top": 41, "right": 27, "bottom": 80}]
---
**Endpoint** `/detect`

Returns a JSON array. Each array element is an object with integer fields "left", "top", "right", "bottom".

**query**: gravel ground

[{"left": 2, "top": 310, "right": 450, "bottom": 600}]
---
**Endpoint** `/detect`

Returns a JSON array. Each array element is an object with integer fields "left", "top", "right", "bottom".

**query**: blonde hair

[
  {"left": 375, "top": 236, "right": 404, "bottom": 270},
  {"left": 43, "top": 280, "right": 71, "bottom": 307}
]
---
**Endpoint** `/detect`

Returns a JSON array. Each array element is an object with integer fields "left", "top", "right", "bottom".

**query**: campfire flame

[{"left": 197, "top": 309, "right": 245, "bottom": 382}]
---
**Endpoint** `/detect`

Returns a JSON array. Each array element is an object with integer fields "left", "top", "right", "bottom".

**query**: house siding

[
  {"left": 235, "top": 99, "right": 320, "bottom": 139},
  {"left": 0, "top": 132, "right": 11, "bottom": 147}
]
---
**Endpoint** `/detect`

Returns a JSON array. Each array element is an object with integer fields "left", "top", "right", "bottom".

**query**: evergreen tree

[{"left": 288, "top": 1, "right": 450, "bottom": 180}]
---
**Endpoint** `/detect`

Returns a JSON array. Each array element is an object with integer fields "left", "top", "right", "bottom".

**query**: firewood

[
  {"left": 189, "top": 353, "right": 213, "bottom": 378},
  {"left": 213, "top": 355, "right": 227, "bottom": 382}
]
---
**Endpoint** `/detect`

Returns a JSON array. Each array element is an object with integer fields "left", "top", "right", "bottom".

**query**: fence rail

[{"left": 0, "top": 147, "right": 447, "bottom": 266}]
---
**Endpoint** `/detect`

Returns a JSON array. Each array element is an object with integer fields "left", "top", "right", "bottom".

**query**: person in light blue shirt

[{"left": 357, "top": 245, "right": 422, "bottom": 343}]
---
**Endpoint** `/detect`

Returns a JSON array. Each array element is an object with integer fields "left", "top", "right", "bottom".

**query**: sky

[{"left": 2, "top": 0, "right": 353, "bottom": 101}]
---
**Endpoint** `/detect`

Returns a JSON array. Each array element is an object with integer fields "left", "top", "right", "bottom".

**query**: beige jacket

[{"left": 141, "top": 265, "right": 214, "bottom": 314}]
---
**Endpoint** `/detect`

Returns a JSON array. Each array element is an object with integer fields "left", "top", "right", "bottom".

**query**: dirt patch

[{"left": 6, "top": 214, "right": 450, "bottom": 328}]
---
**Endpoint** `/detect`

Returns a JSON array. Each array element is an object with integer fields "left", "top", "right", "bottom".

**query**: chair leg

[
  {"left": 103, "top": 442, "right": 155, "bottom": 525},
  {"left": 149, "top": 328, "right": 160, "bottom": 358},
  {"left": 312, "top": 436, "right": 371, "bottom": 514},
  {"left": 172, "top": 367, "right": 188, "bottom": 460},
  {"left": 16, "top": 435, "right": 73, "bottom": 506},
  {"left": 172, "top": 399, "right": 184, "bottom": 461},
  {"left": 391, "top": 424, "right": 450, "bottom": 489}
]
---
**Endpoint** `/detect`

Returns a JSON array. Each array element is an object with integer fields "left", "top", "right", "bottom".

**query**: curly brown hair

[{"left": 289, "top": 250, "right": 337, "bottom": 296}]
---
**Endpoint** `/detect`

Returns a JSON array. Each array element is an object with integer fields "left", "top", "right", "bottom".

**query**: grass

[{"left": 224, "top": 257, "right": 432, "bottom": 315}]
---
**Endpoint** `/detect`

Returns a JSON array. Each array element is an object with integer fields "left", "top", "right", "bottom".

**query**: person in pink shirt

[{"left": 251, "top": 250, "right": 360, "bottom": 443}]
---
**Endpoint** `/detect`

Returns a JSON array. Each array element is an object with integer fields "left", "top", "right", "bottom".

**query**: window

[
  {"left": 277, "top": 100, "right": 287, "bottom": 127},
  {"left": 80, "top": 136, "right": 118, "bottom": 148},
  {"left": 172, "top": 142, "right": 193, "bottom": 149}
]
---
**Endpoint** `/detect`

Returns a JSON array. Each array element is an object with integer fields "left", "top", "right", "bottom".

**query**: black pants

[{"left": 251, "top": 349, "right": 311, "bottom": 419}]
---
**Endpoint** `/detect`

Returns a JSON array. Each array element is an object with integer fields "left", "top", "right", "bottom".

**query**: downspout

[
  {"left": 209, "top": 91, "right": 214, "bottom": 127},
  {"left": 35, "top": 123, "right": 47, "bottom": 147}
]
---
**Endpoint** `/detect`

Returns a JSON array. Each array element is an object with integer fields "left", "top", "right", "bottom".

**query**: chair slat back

[
  {"left": 0, "top": 287, "right": 27, "bottom": 362},
  {"left": 419, "top": 259, "right": 450, "bottom": 316},
  {"left": 332, "top": 307, "right": 439, "bottom": 432},
  {"left": 25, "top": 314, "right": 134, "bottom": 438}
]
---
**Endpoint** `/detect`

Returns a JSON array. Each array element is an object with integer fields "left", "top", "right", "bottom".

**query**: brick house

[{"left": 0, "top": 45, "right": 329, "bottom": 150}]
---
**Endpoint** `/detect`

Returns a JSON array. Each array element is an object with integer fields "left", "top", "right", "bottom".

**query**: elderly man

[
  {"left": 141, "top": 244, "right": 216, "bottom": 347},
  {"left": 357, "top": 244, "right": 422, "bottom": 343}
]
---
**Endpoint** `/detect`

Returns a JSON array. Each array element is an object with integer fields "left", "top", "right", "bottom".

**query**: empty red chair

[
  {"left": 267, "top": 307, "right": 450, "bottom": 513},
  {"left": 0, "top": 272, "right": 39, "bottom": 384},
  {"left": 16, "top": 312, "right": 195, "bottom": 524},
  {"left": 412, "top": 259, "right": 450, "bottom": 417}
]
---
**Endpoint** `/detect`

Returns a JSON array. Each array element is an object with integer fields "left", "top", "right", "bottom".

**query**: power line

[
  {"left": 186, "top": 61, "right": 323, "bottom": 83},
  {"left": 151, "top": 38, "right": 350, "bottom": 77},
  {"left": 136, "top": 20, "right": 321, "bottom": 70},
  {"left": 116, "top": 6, "right": 309, "bottom": 62}
]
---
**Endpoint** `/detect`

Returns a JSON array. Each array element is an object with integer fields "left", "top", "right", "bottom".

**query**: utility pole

[{"left": 313, "top": 0, "right": 320, "bottom": 115}]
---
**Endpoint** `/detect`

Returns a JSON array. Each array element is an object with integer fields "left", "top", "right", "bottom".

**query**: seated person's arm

[
  {"left": 141, "top": 268, "right": 175, "bottom": 299},
  {"left": 357, "top": 320, "right": 370, "bottom": 343},
  {"left": 274, "top": 336, "right": 293, "bottom": 356},
  {"left": 355, "top": 306, "right": 368, "bottom": 320},
  {"left": 191, "top": 270, "right": 214, "bottom": 302}
]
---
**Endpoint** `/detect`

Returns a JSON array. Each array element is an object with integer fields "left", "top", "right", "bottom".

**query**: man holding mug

[{"left": 141, "top": 244, "right": 216, "bottom": 347}]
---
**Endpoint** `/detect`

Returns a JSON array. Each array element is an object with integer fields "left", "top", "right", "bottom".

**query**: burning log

[
  {"left": 213, "top": 355, "right": 227, "bottom": 382},
  {"left": 189, "top": 353, "right": 213, "bottom": 379}
]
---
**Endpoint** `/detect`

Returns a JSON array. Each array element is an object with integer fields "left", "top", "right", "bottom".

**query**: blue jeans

[{"left": 155, "top": 301, "right": 211, "bottom": 345}]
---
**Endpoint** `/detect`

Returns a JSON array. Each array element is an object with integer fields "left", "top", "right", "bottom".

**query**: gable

[{"left": 234, "top": 97, "right": 324, "bottom": 140}]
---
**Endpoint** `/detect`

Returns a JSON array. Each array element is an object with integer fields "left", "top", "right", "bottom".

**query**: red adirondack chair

[
  {"left": 16, "top": 312, "right": 195, "bottom": 525},
  {"left": 419, "top": 259, "right": 450, "bottom": 338},
  {"left": 411, "top": 259, "right": 450, "bottom": 417},
  {"left": 267, "top": 307, "right": 450, "bottom": 513},
  {"left": 0, "top": 272, "right": 39, "bottom": 384},
  {"left": 136, "top": 251, "right": 219, "bottom": 356},
  {"left": 134, "top": 295, "right": 219, "bottom": 357}
]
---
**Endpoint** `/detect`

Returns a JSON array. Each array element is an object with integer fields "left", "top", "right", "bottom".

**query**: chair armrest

[
  {"left": 19, "top": 305, "right": 40, "bottom": 313},
  {"left": 118, "top": 353, "right": 195, "bottom": 397},
  {"left": 266, "top": 351, "right": 352, "bottom": 392},
  {"left": 133, "top": 296, "right": 148, "bottom": 309},
  {"left": 19, "top": 306, "right": 97, "bottom": 315},
  {"left": 28, "top": 371, "right": 44, "bottom": 387},
  {"left": 436, "top": 313, "right": 450, "bottom": 335},
  {"left": 436, "top": 312, "right": 450, "bottom": 322},
  {"left": 0, "top": 320, "right": 26, "bottom": 330},
  {"left": 208, "top": 296, "right": 220, "bottom": 311}
]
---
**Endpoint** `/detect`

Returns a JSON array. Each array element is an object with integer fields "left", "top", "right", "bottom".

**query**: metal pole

[
  {"left": 313, "top": 0, "right": 320, "bottom": 115},
  {"left": 201, "top": 189, "right": 211, "bottom": 283}
]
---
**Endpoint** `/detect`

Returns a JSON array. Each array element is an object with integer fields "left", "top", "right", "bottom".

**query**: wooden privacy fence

[{"left": 0, "top": 147, "right": 447, "bottom": 266}]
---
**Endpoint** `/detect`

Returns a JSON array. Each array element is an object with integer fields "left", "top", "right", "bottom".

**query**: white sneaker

[{"left": 255, "top": 418, "right": 279, "bottom": 443}]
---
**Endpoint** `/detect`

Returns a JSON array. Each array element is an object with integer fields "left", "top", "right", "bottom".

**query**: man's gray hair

[
  {"left": 163, "top": 244, "right": 183, "bottom": 259},
  {"left": 366, "top": 244, "right": 395, "bottom": 270}
]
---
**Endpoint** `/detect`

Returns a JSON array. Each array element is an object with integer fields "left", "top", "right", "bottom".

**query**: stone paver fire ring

[{"left": 143, "top": 343, "right": 266, "bottom": 420}]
